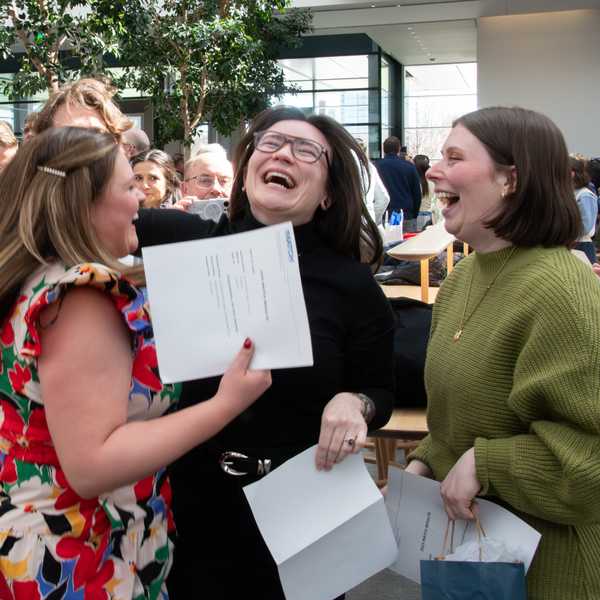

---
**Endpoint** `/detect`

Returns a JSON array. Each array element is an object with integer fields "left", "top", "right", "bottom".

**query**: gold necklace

[{"left": 453, "top": 247, "right": 517, "bottom": 342}]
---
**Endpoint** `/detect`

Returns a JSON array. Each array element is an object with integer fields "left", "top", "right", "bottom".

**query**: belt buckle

[
  {"left": 220, "top": 451, "right": 248, "bottom": 476},
  {"left": 219, "top": 451, "right": 272, "bottom": 477}
]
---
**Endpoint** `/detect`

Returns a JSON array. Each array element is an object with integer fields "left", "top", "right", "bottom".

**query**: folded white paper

[
  {"left": 385, "top": 468, "right": 541, "bottom": 584},
  {"left": 142, "top": 222, "right": 313, "bottom": 382},
  {"left": 244, "top": 446, "right": 398, "bottom": 600}
]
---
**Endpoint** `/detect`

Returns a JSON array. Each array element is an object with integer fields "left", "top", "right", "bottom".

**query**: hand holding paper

[{"left": 215, "top": 338, "right": 271, "bottom": 418}]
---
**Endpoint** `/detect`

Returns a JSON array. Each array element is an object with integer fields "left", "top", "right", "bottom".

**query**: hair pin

[{"left": 38, "top": 166, "right": 66, "bottom": 178}]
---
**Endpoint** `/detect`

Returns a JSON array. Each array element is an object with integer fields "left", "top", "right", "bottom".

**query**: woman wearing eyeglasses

[
  {"left": 135, "top": 106, "right": 394, "bottom": 599},
  {"left": 132, "top": 149, "right": 182, "bottom": 208}
]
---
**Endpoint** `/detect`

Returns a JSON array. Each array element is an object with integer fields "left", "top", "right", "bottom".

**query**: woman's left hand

[
  {"left": 316, "top": 393, "right": 367, "bottom": 471},
  {"left": 440, "top": 447, "right": 481, "bottom": 521}
]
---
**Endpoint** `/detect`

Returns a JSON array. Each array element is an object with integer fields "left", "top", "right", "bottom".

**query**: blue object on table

[{"left": 389, "top": 209, "right": 404, "bottom": 227}]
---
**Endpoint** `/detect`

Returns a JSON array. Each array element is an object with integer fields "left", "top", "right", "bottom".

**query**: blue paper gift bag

[{"left": 420, "top": 559, "right": 527, "bottom": 600}]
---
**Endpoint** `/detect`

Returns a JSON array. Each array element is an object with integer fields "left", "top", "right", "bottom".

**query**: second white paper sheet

[
  {"left": 244, "top": 446, "right": 398, "bottom": 600},
  {"left": 142, "top": 222, "right": 313, "bottom": 383},
  {"left": 385, "top": 468, "right": 541, "bottom": 584}
]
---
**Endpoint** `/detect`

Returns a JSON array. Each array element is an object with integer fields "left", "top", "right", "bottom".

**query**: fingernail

[{"left": 243, "top": 337, "right": 252, "bottom": 349}]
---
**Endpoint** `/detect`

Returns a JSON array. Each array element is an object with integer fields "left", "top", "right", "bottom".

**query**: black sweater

[{"left": 135, "top": 208, "right": 395, "bottom": 451}]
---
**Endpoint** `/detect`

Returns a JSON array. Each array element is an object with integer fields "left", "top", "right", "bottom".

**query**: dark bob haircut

[
  {"left": 229, "top": 106, "right": 382, "bottom": 266},
  {"left": 454, "top": 106, "right": 581, "bottom": 248}
]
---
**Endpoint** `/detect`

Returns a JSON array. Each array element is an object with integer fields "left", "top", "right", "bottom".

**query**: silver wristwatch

[{"left": 356, "top": 392, "right": 375, "bottom": 424}]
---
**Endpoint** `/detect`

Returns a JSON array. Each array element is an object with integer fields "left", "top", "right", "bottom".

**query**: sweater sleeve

[
  {"left": 134, "top": 208, "right": 225, "bottom": 254},
  {"left": 345, "top": 272, "right": 395, "bottom": 431},
  {"left": 474, "top": 276, "right": 600, "bottom": 526}
]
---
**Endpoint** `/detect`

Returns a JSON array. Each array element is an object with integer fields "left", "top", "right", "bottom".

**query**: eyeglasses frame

[{"left": 253, "top": 130, "right": 330, "bottom": 168}]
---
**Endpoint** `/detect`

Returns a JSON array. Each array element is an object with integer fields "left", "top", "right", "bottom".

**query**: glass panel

[
  {"left": 404, "top": 94, "right": 477, "bottom": 129},
  {"left": 403, "top": 62, "right": 477, "bottom": 161},
  {"left": 279, "top": 56, "right": 369, "bottom": 91},
  {"left": 404, "top": 127, "right": 452, "bottom": 161}
]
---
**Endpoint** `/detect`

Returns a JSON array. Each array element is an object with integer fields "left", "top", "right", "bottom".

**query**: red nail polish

[{"left": 243, "top": 337, "right": 252, "bottom": 349}]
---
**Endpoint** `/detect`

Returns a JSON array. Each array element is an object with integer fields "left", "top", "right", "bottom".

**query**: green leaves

[
  {"left": 2, "top": 0, "right": 311, "bottom": 147},
  {"left": 120, "top": 0, "right": 311, "bottom": 146}
]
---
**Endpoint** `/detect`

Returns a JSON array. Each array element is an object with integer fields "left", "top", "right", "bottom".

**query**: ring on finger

[{"left": 344, "top": 436, "right": 357, "bottom": 448}]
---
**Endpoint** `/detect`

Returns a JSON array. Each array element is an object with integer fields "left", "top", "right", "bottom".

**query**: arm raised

[{"left": 39, "top": 287, "right": 270, "bottom": 498}]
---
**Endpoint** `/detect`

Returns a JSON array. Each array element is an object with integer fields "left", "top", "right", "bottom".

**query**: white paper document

[
  {"left": 244, "top": 446, "right": 398, "bottom": 600},
  {"left": 385, "top": 469, "right": 542, "bottom": 584},
  {"left": 142, "top": 222, "right": 313, "bottom": 383}
]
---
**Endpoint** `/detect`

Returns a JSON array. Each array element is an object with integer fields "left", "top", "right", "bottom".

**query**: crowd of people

[{"left": 0, "top": 76, "right": 598, "bottom": 600}]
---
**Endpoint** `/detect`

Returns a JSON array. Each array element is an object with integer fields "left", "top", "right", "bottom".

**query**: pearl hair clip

[{"left": 38, "top": 166, "right": 66, "bottom": 178}]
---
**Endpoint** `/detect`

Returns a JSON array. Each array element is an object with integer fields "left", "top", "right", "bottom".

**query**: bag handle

[{"left": 437, "top": 516, "right": 487, "bottom": 561}]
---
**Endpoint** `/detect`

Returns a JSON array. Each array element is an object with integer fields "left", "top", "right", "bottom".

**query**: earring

[{"left": 320, "top": 198, "right": 330, "bottom": 211}]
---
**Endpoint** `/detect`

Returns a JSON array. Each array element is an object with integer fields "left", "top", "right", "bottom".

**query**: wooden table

[
  {"left": 386, "top": 222, "right": 456, "bottom": 303},
  {"left": 381, "top": 284, "right": 439, "bottom": 304},
  {"left": 369, "top": 408, "right": 428, "bottom": 486}
]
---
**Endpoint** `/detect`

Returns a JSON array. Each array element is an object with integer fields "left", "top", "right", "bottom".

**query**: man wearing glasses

[{"left": 182, "top": 144, "right": 234, "bottom": 200}]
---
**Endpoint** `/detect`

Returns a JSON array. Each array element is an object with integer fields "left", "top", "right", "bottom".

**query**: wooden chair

[{"left": 366, "top": 408, "right": 428, "bottom": 487}]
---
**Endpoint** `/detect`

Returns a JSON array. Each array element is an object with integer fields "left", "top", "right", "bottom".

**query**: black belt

[{"left": 219, "top": 451, "right": 273, "bottom": 477}]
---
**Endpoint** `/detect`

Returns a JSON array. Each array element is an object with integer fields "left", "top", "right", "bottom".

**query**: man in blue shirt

[{"left": 375, "top": 136, "right": 422, "bottom": 224}]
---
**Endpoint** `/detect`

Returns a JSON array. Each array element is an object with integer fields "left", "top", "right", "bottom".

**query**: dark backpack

[{"left": 389, "top": 297, "right": 432, "bottom": 408}]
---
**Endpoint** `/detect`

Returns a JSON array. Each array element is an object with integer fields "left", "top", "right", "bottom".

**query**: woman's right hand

[
  {"left": 404, "top": 459, "right": 433, "bottom": 478},
  {"left": 216, "top": 338, "right": 271, "bottom": 417}
]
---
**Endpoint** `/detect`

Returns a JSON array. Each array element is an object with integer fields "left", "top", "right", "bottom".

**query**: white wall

[{"left": 478, "top": 9, "right": 600, "bottom": 156}]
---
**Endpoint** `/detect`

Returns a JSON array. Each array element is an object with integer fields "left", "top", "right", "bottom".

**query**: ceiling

[{"left": 291, "top": 0, "right": 600, "bottom": 65}]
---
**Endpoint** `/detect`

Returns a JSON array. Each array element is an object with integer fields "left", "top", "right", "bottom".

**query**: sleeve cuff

[
  {"left": 407, "top": 434, "right": 432, "bottom": 467},
  {"left": 475, "top": 437, "right": 513, "bottom": 497}
]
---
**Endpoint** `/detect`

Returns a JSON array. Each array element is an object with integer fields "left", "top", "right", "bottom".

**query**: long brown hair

[
  {"left": 131, "top": 149, "right": 182, "bottom": 206},
  {"left": 0, "top": 126, "right": 122, "bottom": 318},
  {"left": 230, "top": 106, "right": 383, "bottom": 266},
  {"left": 454, "top": 106, "right": 580, "bottom": 247}
]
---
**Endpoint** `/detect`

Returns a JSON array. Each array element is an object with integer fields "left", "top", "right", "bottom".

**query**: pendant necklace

[{"left": 453, "top": 246, "right": 517, "bottom": 342}]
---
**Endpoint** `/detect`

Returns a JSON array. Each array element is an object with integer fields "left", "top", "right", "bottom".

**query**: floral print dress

[{"left": 0, "top": 262, "right": 180, "bottom": 599}]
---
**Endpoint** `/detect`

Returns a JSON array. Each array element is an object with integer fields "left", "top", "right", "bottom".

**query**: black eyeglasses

[{"left": 254, "top": 131, "right": 330, "bottom": 166}]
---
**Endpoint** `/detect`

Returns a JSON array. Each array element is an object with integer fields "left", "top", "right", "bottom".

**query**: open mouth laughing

[{"left": 263, "top": 171, "right": 296, "bottom": 190}]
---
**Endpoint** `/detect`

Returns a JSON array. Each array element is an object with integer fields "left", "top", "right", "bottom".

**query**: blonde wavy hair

[
  {"left": 0, "top": 126, "right": 124, "bottom": 317},
  {"left": 33, "top": 77, "right": 132, "bottom": 141}
]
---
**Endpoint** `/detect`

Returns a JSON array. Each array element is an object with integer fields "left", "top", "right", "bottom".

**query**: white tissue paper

[{"left": 444, "top": 538, "right": 527, "bottom": 564}]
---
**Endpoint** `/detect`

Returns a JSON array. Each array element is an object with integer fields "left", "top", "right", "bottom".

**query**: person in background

[
  {"left": 22, "top": 112, "right": 38, "bottom": 142},
  {"left": 132, "top": 148, "right": 182, "bottom": 208},
  {"left": 570, "top": 155, "right": 598, "bottom": 264},
  {"left": 375, "top": 136, "right": 422, "bottom": 229},
  {"left": 32, "top": 77, "right": 132, "bottom": 141},
  {"left": 406, "top": 106, "right": 600, "bottom": 600},
  {"left": 134, "top": 106, "right": 394, "bottom": 599},
  {"left": 0, "top": 126, "right": 270, "bottom": 598},
  {"left": 413, "top": 154, "right": 434, "bottom": 229},
  {"left": 122, "top": 126, "right": 151, "bottom": 159},
  {"left": 0, "top": 121, "right": 18, "bottom": 173},
  {"left": 181, "top": 143, "right": 234, "bottom": 201},
  {"left": 355, "top": 137, "right": 389, "bottom": 225},
  {"left": 173, "top": 152, "right": 185, "bottom": 180}
]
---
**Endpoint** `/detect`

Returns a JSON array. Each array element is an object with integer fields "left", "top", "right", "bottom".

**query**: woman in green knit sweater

[{"left": 406, "top": 106, "right": 600, "bottom": 599}]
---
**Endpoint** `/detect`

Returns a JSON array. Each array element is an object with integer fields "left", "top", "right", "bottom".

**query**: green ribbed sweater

[{"left": 410, "top": 246, "right": 600, "bottom": 600}]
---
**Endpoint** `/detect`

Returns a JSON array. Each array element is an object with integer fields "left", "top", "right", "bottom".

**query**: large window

[
  {"left": 278, "top": 54, "right": 382, "bottom": 158},
  {"left": 403, "top": 63, "right": 477, "bottom": 160}
]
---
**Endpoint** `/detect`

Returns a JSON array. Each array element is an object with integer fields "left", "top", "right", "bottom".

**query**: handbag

[{"left": 420, "top": 519, "right": 527, "bottom": 600}]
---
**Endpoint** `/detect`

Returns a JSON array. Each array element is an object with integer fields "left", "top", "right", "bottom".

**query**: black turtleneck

[{"left": 135, "top": 207, "right": 394, "bottom": 447}]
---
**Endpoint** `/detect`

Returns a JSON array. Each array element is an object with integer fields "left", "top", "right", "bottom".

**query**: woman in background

[
  {"left": 406, "top": 106, "right": 600, "bottom": 600},
  {"left": 413, "top": 154, "right": 434, "bottom": 228},
  {"left": 132, "top": 148, "right": 182, "bottom": 208},
  {"left": 570, "top": 155, "right": 598, "bottom": 264}
]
